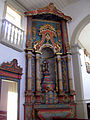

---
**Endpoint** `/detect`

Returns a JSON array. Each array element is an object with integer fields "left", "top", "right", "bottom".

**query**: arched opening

[
  {"left": 78, "top": 23, "right": 90, "bottom": 119},
  {"left": 71, "top": 15, "right": 90, "bottom": 119},
  {"left": 71, "top": 15, "right": 90, "bottom": 45}
]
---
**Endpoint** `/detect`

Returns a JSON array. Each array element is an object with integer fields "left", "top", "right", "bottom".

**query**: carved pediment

[
  {"left": 0, "top": 59, "right": 22, "bottom": 74},
  {"left": 25, "top": 3, "right": 72, "bottom": 21}
]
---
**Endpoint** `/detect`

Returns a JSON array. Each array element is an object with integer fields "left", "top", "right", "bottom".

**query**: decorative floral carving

[
  {"left": 39, "top": 24, "right": 56, "bottom": 37},
  {"left": 40, "top": 2, "right": 57, "bottom": 12}
]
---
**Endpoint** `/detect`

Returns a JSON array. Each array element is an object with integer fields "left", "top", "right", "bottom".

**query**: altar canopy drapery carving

[{"left": 24, "top": 3, "right": 76, "bottom": 120}]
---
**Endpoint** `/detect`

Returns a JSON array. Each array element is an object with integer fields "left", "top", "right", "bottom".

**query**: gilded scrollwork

[
  {"left": 57, "top": 23, "right": 61, "bottom": 43},
  {"left": 33, "top": 40, "right": 41, "bottom": 50},
  {"left": 55, "top": 41, "right": 62, "bottom": 53},
  {"left": 39, "top": 24, "right": 57, "bottom": 37},
  {"left": 66, "top": 42, "right": 71, "bottom": 53},
  {"left": 33, "top": 24, "right": 62, "bottom": 52},
  {"left": 32, "top": 26, "right": 37, "bottom": 40}
]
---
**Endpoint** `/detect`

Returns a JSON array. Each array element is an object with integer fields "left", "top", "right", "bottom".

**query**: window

[
  {"left": 0, "top": 5, "right": 24, "bottom": 51},
  {"left": 6, "top": 5, "right": 21, "bottom": 27}
]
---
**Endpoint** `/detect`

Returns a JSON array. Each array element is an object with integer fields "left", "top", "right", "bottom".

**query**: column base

[
  {"left": 70, "top": 90, "right": 75, "bottom": 95},
  {"left": 58, "top": 90, "right": 65, "bottom": 103},
  {"left": 69, "top": 90, "right": 75, "bottom": 103},
  {"left": 76, "top": 101, "right": 88, "bottom": 119},
  {"left": 58, "top": 95, "right": 64, "bottom": 103},
  {"left": 35, "top": 91, "right": 42, "bottom": 104},
  {"left": 25, "top": 90, "right": 32, "bottom": 103},
  {"left": 59, "top": 90, "right": 65, "bottom": 95},
  {"left": 25, "top": 90, "right": 35, "bottom": 104}
]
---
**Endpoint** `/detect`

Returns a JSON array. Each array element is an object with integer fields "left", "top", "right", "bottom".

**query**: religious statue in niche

[
  {"left": 42, "top": 59, "right": 49, "bottom": 73},
  {"left": 41, "top": 59, "right": 57, "bottom": 104},
  {"left": 41, "top": 59, "right": 55, "bottom": 90}
]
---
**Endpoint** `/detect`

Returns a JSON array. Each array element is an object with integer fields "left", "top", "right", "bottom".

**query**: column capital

[
  {"left": 35, "top": 51, "right": 42, "bottom": 55},
  {"left": 24, "top": 48, "right": 33, "bottom": 52},
  {"left": 28, "top": 54, "right": 32, "bottom": 59},
  {"left": 56, "top": 52, "right": 62, "bottom": 55},
  {"left": 27, "top": 51, "right": 33, "bottom": 59},
  {"left": 71, "top": 44, "right": 81, "bottom": 55},
  {"left": 67, "top": 56, "right": 71, "bottom": 62},
  {"left": 56, "top": 53, "right": 62, "bottom": 61}
]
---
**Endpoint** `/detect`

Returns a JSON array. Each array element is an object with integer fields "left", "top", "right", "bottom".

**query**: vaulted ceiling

[{"left": 15, "top": 0, "right": 79, "bottom": 11}]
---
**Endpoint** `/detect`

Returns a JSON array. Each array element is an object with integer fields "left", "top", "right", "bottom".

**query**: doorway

[{"left": 0, "top": 79, "right": 18, "bottom": 120}]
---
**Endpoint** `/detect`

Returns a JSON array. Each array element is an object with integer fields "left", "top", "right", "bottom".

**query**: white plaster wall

[
  {"left": 0, "top": 0, "right": 26, "bottom": 120},
  {"left": 80, "top": 49, "right": 90, "bottom": 101},
  {"left": 63, "top": 0, "right": 90, "bottom": 43},
  {"left": 0, "top": 0, "right": 5, "bottom": 18},
  {"left": 0, "top": 0, "right": 5, "bottom": 33},
  {"left": 63, "top": 0, "right": 90, "bottom": 101}
]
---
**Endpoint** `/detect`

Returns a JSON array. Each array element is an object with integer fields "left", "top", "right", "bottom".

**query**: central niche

[{"left": 40, "top": 47, "right": 56, "bottom": 91}]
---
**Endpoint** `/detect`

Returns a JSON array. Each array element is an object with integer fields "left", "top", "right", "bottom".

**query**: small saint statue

[{"left": 43, "top": 59, "right": 49, "bottom": 72}]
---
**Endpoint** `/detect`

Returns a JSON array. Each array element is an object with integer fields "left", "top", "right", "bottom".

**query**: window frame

[
  {"left": 0, "top": 1, "right": 26, "bottom": 52},
  {"left": 0, "top": 77, "right": 20, "bottom": 120},
  {"left": 0, "top": 59, "right": 23, "bottom": 120},
  {"left": 5, "top": 4, "right": 22, "bottom": 28}
]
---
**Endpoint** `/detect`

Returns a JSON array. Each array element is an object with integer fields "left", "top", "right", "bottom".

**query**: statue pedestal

[{"left": 35, "top": 91, "right": 42, "bottom": 104}]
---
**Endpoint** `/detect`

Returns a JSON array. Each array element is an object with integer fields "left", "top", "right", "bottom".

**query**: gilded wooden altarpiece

[{"left": 24, "top": 3, "right": 76, "bottom": 120}]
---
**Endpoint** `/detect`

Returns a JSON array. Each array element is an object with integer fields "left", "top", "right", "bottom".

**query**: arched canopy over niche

[{"left": 39, "top": 44, "right": 56, "bottom": 54}]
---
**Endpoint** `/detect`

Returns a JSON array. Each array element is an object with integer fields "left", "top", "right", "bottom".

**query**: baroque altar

[{"left": 24, "top": 3, "right": 76, "bottom": 120}]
